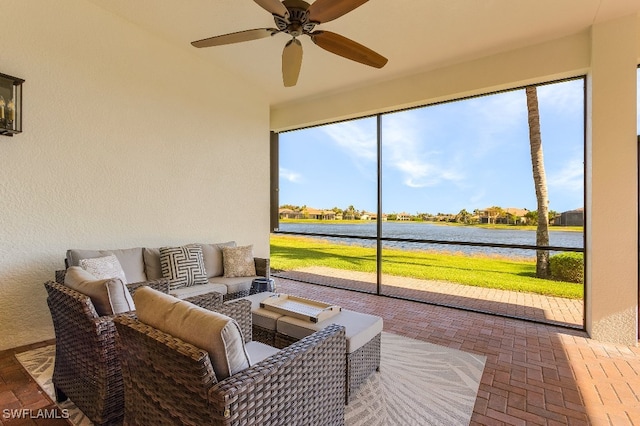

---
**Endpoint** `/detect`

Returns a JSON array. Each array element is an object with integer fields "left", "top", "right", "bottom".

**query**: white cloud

[
  {"left": 383, "top": 112, "right": 464, "bottom": 188},
  {"left": 547, "top": 158, "right": 584, "bottom": 192},
  {"left": 320, "top": 120, "right": 377, "bottom": 162},
  {"left": 537, "top": 79, "right": 584, "bottom": 115},
  {"left": 280, "top": 167, "right": 303, "bottom": 183}
]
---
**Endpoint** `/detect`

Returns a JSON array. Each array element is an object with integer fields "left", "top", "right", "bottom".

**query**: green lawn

[{"left": 270, "top": 234, "right": 583, "bottom": 299}]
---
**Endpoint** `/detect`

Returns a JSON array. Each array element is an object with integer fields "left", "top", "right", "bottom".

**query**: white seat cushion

[
  {"left": 134, "top": 286, "right": 250, "bottom": 380},
  {"left": 67, "top": 247, "right": 146, "bottom": 283},
  {"left": 208, "top": 276, "right": 254, "bottom": 294},
  {"left": 169, "top": 283, "right": 227, "bottom": 299},
  {"left": 239, "top": 292, "right": 281, "bottom": 330},
  {"left": 277, "top": 309, "right": 383, "bottom": 354},
  {"left": 245, "top": 341, "right": 280, "bottom": 364}
]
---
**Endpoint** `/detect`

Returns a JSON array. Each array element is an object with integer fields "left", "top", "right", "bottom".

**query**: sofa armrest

[
  {"left": 126, "top": 278, "right": 169, "bottom": 295},
  {"left": 254, "top": 257, "right": 270, "bottom": 278},
  {"left": 56, "top": 268, "right": 170, "bottom": 295},
  {"left": 208, "top": 324, "right": 346, "bottom": 424},
  {"left": 181, "top": 291, "right": 224, "bottom": 311}
]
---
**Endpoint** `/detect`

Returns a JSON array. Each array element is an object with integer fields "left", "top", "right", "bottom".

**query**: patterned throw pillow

[
  {"left": 222, "top": 245, "right": 257, "bottom": 278},
  {"left": 160, "top": 245, "right": 208, "bottom": 290},
  {"left": 80, "top": 254, "right": 128, "bottom": 284}
]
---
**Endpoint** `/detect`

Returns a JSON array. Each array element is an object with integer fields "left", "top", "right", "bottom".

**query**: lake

[{"left": 275, "top": 222, "right": 583, "bottom": 259}]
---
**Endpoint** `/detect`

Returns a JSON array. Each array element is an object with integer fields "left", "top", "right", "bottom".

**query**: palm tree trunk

[{"left": 525, "top": 86, "right": 550, "bottom": 278}]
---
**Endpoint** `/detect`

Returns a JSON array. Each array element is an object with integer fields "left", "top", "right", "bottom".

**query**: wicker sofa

[
  {"left": 44, "top": 280, "right": 223, "bottom": 425},
  {"left": 114, "top": 289, "right": 347, "bottom": 425},
  {"left": 64, "top": 242, "right": 269, "bottom": 301}
]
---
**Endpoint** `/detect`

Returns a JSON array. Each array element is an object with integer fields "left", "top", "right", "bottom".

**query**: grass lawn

[{"left": 270, "top": 234, "right": 583, "bottom": 299}]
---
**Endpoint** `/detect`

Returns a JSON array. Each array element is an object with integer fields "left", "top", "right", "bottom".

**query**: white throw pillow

[
  {"left": 80, "top": 254, "right": 128, "bottom": 284},
  {"left": 64, "top": 266, "right": 135, "bottom": 316},
  {"left": 134, "top": 286, "right": 250, "bottom": 380},
  {"left": 222, "top": 245, "right": 257, "bottom": 278}
]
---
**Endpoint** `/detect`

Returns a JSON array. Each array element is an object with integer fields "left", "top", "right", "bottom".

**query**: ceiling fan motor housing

[{"left": 275, "top": 0, "right": 317, "bottom": 37}]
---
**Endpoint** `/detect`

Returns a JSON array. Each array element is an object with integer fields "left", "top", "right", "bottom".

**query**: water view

[{"left": 277, "top": 221, "right": 583, "bottom": 259}]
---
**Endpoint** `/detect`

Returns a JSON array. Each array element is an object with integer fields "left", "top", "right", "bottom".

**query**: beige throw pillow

[
  {"left": 222, "top": 245, "right": 257, "bottom": 278},
  {"left": 134, "top": 286, "right": 250, "bottom": 380},
  {"left": 64, "top": 266, "right": 135, "bottom": 316}
]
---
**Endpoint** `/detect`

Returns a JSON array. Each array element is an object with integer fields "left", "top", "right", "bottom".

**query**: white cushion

[
  {"left": 239, "top": 292, "right": 282, "bottom": 330},
  {"left": 64, "top": 266, "right": 135, "bottom": 316},
  {"left": 169, "top": 283, "right": 227, "bottom": 299},
  {"left": 196, "top": 242, "right": 236, "bottom": 278},
  {"left": 222, "top": 245, "right": 256, "bottom": 278},
  {"left": 67, "top": 247, "right": 146, "bottom": 283},
  {"left": 245, "top": 341, "right": 280, "bottom": 365},
  {"left": 276, "top": 309, "right": 383, "bottom": 354},
  {"left": 142, "top": 247, "right": 162, "bottom": 280},
  {"left": 79, "top": 254, "right": 128, "bottom": 284},
  {"left": 160, "top": 245, "right": 208, "bottom": 290},
  {"left": 134, "top": 286, "right": 250, "bottom": 380},
  {"left": 208, "top": 276, "right": 254, "bottom": 294}
]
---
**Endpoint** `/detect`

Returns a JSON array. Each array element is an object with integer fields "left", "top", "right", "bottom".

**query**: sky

[{"left": 279, "top": 78, "right": 588, "bottom": 215}]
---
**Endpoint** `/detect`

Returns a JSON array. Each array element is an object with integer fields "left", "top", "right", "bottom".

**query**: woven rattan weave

[{"left": 114, "top": 313, "right": 346, "bottom": 425}]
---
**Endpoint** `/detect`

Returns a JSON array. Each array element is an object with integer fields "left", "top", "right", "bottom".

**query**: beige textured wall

[
  {"left": 0, "top": 0, "right": 270, "bottom": 350},
  {"left": 271, "top": 16, "right": 640, "bottom": 345},
  {"left": 587, "top": 14, "right": 638, "bottom": 344}
]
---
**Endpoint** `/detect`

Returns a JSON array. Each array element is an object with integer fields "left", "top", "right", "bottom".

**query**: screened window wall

[{"left": 273, "top": 77, "right": 585, "bottom": 329}]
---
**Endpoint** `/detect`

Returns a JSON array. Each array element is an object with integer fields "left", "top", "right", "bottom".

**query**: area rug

[{"left": 16, "top": 333, "right": 485, "bottom": 425}]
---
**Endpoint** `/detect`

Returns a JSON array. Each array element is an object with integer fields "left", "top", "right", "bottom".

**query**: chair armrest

[
  {"left": 254, "top": 257, "right": 270, "bottom": 278},
  {"left": 208, "top": 324, "right": 346, "bottom": 424}
]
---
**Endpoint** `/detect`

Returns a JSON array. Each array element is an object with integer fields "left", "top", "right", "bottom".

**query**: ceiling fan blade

[
  {"left": 254, "top": 0, "right": 289, "bottom": 18},
  {"left": 310, "top": 30, "right": 387, "bottom": 68},
  {"left": 191, "top": 28, "right": 279, "bottom": 48},
  {"left": 282, "top": 38, "right": 303, "bottom": 87},
  {"left": 307, "top": 0, "right": 368, "bottom": 23}
]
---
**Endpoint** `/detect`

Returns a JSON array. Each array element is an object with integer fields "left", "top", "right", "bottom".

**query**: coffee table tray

[{"left": 260, "top": 294, "right": 341, "bottom": 323}]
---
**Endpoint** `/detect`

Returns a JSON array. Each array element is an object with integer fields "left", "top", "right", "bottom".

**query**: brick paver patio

[
  {"left": 276, "top": 266, "right": 584, "bottom": 328},
  {"left": 274, "top": 276, "right": 640, "bottom": 425}
]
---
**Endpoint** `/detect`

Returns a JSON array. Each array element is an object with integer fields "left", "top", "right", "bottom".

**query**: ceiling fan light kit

[{"left": 191, "top": 0, "right": 387, "bottom": 87}]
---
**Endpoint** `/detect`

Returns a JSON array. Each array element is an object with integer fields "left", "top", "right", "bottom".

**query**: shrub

[{"left": 549, "top": 252, "right": 583, "bottom": 283}]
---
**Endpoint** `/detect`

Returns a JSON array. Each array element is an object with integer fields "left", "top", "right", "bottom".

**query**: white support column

[{"left": 587, "top": 14, "right": 638, "bottom": 345}]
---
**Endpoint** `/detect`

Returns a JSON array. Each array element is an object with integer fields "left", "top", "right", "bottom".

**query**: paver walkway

[
  {"left": 276, "top": 266, "right": 583, "bottom": 328},
  {"left": 273, "top": 277, "right": 640, "bottom": 425}
]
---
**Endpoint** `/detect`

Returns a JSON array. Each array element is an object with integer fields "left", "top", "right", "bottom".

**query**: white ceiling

[{"left": 89, "top": 0, "right": 640, "bottom": 107}]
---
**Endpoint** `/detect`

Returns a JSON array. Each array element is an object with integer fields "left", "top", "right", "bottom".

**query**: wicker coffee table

[{"left": 241, "top": 292, "right": 383, "bottom": 402}]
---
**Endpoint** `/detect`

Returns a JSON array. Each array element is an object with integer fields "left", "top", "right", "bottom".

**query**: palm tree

[{"left": 525, "top": 86, "right": 550, "bottom": 278}]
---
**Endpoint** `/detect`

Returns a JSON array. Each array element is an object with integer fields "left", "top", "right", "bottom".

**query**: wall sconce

[{"left": 0, "top": 72, "right": 24, "bottom": 137}]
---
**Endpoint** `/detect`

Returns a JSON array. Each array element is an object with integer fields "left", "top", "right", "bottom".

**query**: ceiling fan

[{"left": 191, "top": 0, "right": 388, "bottom": 87}]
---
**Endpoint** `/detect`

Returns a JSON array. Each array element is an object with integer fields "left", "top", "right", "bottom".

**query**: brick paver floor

[
  {"left": 275, "top": 277, "right": 640, "bottom": 425},
  {"left": 277, "top": 266, "right": 584, "bottom": 328},
  {"left": 4, "top": 277, "right": 637, "bottom": 425}
]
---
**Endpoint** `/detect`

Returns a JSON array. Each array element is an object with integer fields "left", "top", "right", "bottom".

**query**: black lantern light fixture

[{"left": 0, "top": 72, "right": 24, "bottom": 136}]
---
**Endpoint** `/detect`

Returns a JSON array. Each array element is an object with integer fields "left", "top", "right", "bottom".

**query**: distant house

[
  {"left": 478, "top": 207, "right": 529, "bottom": 224},
  {"left": 478, "top": 207, "right": 501, "bottom": 224},
  {"left": 396, "top": 212, "right": 412, "bottom": 221},
  {"left": 501, "top": 208, "right": 530, "bottom": 225},
  {"left": 303, "top": 208, "right": 335, "bottom": 220},
  {"left": 279, "top": 208, "right": 302, "bottom": 219},
  {"left": 554, "top": 208, "right": 584, "bottom": 226}
]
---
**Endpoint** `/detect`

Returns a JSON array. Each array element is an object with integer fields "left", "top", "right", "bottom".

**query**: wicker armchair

[
  {"left": 113, "top": 302, "right": 347, "bottom": 426},
  {"left": 44, "top": 280, "right": 223, "bottom": 426}
]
